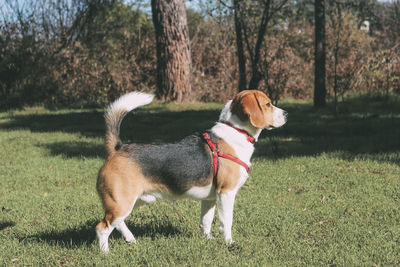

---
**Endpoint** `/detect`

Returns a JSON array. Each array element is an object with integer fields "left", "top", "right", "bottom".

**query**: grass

[{"left": 0, "top": 96, "right": 399, "bottom": 265}]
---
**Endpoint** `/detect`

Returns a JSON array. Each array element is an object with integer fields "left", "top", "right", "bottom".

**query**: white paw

[
  {"left": 204, "top": 233, "right": 214, "bottom": 240},
  {"left": 225, "top": 237, "right": 234, "bottom": 244},
  {"left": 99, "top": 242, "right": 109, "bottom": 253},
  {"left": 125, "top": 235, "right": 136, "bottom": 244}
]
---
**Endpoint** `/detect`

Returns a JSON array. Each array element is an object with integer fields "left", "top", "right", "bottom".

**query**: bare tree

[
  {"left": 314, "top": 0, "right": 327, "bottom": 107},
  {"left": 232, "top": 0, "right": 288, "bottom": 91},
  {"left": 151, "top": 0, "right": 192, "bottom": 102}
]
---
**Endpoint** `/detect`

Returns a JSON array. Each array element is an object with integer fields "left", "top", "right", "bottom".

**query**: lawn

[{"left": 0, "top": 96, "right": 399, "bottom": 265}]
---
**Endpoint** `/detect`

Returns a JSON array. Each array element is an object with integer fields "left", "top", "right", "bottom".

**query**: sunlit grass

[{"left": 0, "top": 96, "right": 399, "bottom": 265}]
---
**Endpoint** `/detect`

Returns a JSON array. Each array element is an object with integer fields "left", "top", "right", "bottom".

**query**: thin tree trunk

[
  {"left": 314, "top": 0, "right": 326, "bottom": 107},
  {"left": 333, "top": 3, "right": 342, "bottom": 116},
  {"left": 151, "top": 0, "right": 192, "bottom": 102},
  {"left": 233, "top": 0, "right": 247, "bottom": 91},
  {"left": 248, "top": 0, "right": 271, "bottom": 90}
]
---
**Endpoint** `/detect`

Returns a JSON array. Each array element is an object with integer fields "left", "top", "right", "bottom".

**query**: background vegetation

[{"left": 0, "top": 0, "right": 399, "bottom": 108}]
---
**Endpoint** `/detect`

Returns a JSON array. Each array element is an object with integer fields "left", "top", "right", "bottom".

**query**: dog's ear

[{"left": 231, "top": 91, "right": 266, "bottom": 129}]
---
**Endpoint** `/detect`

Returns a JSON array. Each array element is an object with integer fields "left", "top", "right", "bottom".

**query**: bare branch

[{"left": 216, "top": 0, "right": 233, "bottom": 9}]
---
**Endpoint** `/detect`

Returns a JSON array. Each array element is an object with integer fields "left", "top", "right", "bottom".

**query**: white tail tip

[{"left": 107, "top": 92, "right": 154, "bottom": 114}]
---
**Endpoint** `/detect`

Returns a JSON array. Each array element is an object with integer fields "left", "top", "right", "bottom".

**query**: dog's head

[{"left": 220, "top": 90, "right": 287, "bottom": 130}]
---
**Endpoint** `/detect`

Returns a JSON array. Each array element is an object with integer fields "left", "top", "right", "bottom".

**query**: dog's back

[{"left": 118, "top": 135, "right": 213, "bottom": 194}]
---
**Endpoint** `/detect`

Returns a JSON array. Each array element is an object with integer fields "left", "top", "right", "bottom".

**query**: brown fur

[
  {"left": 231, "top": 90, "right": 274, "bottom": 129},
  {"left": 105, "top": 109, "right": 126, "bottom": 155},
  {"left": 97, "top": 153, "right": 152, "bottom": 227},
  {"left": 215, "top": 139, "right": 241, "bottom": 193}
]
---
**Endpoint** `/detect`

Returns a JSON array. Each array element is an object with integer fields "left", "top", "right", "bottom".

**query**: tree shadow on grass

[
  {"left": 22, "top": 109, "right": 217, "bottom": 159},
  {"left": 41, "top": 141, "right": 107, "bottom": 159},
  {"left": 2, "top": 96, "right": 400, "bottom": 164},
  {"left": 3, "top": 107, "right": 220, "bottom": 159},
  {"left": 254, "top": 97, "right": 400, "bottom": 165},
  {"left": 0, "top": 221, "right": 15, "bottom": 231},
  {"left": 19, "top": 218, "right": 184, "bottom": 249},
  {"left": 1, "top": 108, "right": 219, "bottom": 142}
]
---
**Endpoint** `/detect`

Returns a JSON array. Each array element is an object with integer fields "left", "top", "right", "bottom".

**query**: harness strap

[
  {"left": 202, "top": 132, "right": 250, "bottom": 185},
  {"left": 221, "top": 121, "right": 255, "bottom": 143}
]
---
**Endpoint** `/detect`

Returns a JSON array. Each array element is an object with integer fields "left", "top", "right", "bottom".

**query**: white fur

[
  {"left": 272, "top": 107, "right": 287, "bottom": 129},
  {"left": 215, "top": 164, "right": 249, "bottom": 243},
  {"left": 216, "top": 190, "right": 237, "bottom": 244},
  {"left": 210, "top": 100, "right": 258, "bottom": 243},
  {"left": 97, "top": 225, "right": 114, "bottom": 253},
  {"left": 139, "top": 194, "right": 159, "bottom": 203},
  {"left": 184, "top": 184, "right": 215, "bottom": 200},
  {"left": 137, "top": 184, "right": 216, "bottom": 205},
  {"left": 115, "top": 221, "right": 136, "bottom": 244},
  {"left": 97, "top": 198, "right": 138, "bottom": 252},
  {"left": 218, "top": 100, "right": 233, "bottom": 122},
  {"left": 211, "top": 99, "right": 287, "bottom": 243},
  {"left": 200, "top": 200, "right": 216, "bottom": 238},
  {"left": 212, "top": 100, "right": 257, "bottom": 166},
  {"left": 112, "top": 200, "right": 137, "bottom": 244},
  {"left": 106, "top": 92, "right": 154, "bottom": 116},
  {"left": 211, "top": 122, "right": 254, "bottom": 167}
]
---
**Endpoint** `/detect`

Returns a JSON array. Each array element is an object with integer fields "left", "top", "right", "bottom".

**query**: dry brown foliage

[{"left": 0, "top": 1, "right": 399, "bottom": 108}]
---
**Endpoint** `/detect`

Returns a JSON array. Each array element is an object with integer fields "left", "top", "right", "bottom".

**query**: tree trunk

[
  {"left": 233, "top": 0, "right": 247, "bottom": 91},
  {"left": 314, "top": 0, "right": 326, "bottom": 107},
  {"left": 248, "top": 0, "right": 271, "bottom": 90},
  {"left": 151, "top": 0, "right": 192, "bottom": 102}
]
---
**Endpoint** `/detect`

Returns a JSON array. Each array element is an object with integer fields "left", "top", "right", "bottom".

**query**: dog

[{"left": 95, "top": 90, "right": 287, "bottom": 252}]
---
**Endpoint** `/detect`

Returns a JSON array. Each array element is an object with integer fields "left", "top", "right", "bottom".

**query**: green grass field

[{"left": 1, "top": 96, "right": 399, "bottom": 265}]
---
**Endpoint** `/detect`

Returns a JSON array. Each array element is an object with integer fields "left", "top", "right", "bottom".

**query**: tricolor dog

[{"left": 96, "top": 90, "right": 287, "bottom": 252}]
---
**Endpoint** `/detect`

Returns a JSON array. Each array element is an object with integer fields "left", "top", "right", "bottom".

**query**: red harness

[
  {"left": 202, "top": 123, "right": 254, "bottom": 185},
  {"left": 222, "top": 121, "right": 255, "bottom": 143}
]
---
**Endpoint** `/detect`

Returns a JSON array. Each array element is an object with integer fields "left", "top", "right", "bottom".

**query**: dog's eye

[{"left": 266, "top": 103, "right": 271, "bottom": 108}]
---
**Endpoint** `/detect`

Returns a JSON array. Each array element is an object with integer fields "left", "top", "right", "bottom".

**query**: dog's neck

[
  {"left": 210, "top": 123, "right": 255, "bottom": 166},
  {"left": 223, "top": 115, "right": 263, "bottom": 141},
  {"left": 220, "top": 121, "right": 255, "bottom": 143}
]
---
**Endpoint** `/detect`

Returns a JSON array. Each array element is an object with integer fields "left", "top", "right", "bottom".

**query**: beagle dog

[{"left": 96, "top": 90, "right": 287, "bottom": 252}]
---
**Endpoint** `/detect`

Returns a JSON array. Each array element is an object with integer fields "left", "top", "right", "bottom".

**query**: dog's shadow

[
  {"left": 20, "top": 219, "right": 184, "bottom": 249},
  {"left": 0, "top": 220, "right": 15, "bottom": 231}
]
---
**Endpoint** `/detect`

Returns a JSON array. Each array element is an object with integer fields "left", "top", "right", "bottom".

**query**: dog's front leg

[
  {"left": 216, "top": 190, "right": 237, "bottom": 244},
  {"left": 200, "top": 199, "right": 216, "bottom": 239}
]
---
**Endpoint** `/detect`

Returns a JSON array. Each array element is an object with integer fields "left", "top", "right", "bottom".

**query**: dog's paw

[
  {"left": 205, "top": 233, "right": 214, "bottom": 240},
  {"left": 122, "top": 230, "right": 136, "bottom": 244},
  {"left": 221, "top": 234, "right": 233, "bottom": 244},
  {"left": 125, "top": 235, "right": 136, "bottom": 244},
  {"left": 226, "top": 238, "right": 234, "bottom": 245}
]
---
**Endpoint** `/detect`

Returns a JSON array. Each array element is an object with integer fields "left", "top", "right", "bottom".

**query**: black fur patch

[
  {"left": 115, "top": 141, "right": 123, "bottom": 151},
  {"left": 120, "top": 134, "right": 213, "bottom": 194}
]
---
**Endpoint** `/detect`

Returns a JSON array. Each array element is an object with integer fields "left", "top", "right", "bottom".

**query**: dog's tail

[{"left": 105, "top": 92, "right": 154, "bottom": 155}]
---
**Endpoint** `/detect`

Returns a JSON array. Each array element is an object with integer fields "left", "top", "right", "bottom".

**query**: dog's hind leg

[
  {"left": 113, "top": 197, "right": 137, "bottom": 244},
  {"left": 96, "top": 197, "right": 137, "bottom": 252},
  {"left": 115, "top": 221, "right": 136, "bottom": 243},
  {"left": 96, "top": 213, "right": 116, "bottom": 253}
]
